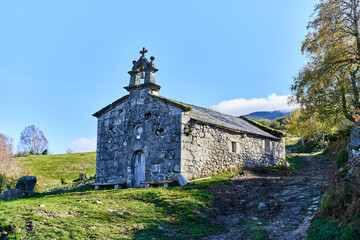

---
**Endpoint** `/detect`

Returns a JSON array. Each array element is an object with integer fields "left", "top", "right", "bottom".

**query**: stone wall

[
  {"left": 96, "top": 89, "right": 183, "bottom": 186},
  {"left": 348, "top": 127, "right": 360, "bottom": 162},
  {"left": 180, "top": 114, "right": 286, "bottom": 179}
]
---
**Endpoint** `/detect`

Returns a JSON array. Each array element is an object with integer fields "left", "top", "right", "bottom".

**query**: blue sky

[{"left": 0, "top": 0, "right": 317, "bottom": 154}]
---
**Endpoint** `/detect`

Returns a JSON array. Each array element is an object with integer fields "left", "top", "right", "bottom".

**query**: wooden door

[{"left": 133, "top": 151, "right": 145, "bottom": 187}]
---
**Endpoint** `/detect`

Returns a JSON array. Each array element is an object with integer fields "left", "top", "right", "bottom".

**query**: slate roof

[
  {"left": 188, "top": 104, "right": 280, "bottom": 140},
  {"left": 151, "top": 95, "right": 280, "bottom": 140},
  {"left": 93, "top": 94, "right": 281, "bottom": 140}
]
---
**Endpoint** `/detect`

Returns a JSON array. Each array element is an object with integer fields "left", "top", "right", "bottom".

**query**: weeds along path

[{"left": 203, "top": 153, "right": 333, "bottom": 240}]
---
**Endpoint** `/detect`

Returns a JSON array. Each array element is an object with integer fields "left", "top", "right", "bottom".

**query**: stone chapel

[{"left": 93, "top": 48, "right": 286, "bottom": 187}]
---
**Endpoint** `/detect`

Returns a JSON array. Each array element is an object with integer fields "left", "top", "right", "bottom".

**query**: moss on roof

[
  {"left": 151, "top": 95, "right": 192, "bottom": 111},
  {"left": 239, "top": 116, "right": 286, "bottom": 138}
]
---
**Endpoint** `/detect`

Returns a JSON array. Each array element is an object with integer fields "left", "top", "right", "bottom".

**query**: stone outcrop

[
  {"left": 348, "top": 127, "right": 360, "bottom": 163},
  {"left": 341, "top": 127, "right": 360, "bottom": 180},
  {"left": 0, "top": 188, "right": 35, "bottom": 201},
  {"left": 16, "top": 176, "right": 37, "bottom": 191},
  {"left": 0, "top": 176, "right": 37, "bottom": 201}
]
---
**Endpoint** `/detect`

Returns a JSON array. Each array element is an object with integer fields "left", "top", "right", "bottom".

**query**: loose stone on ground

[{"left": 202, "top": 153, "right": 332, "bottom": 240}]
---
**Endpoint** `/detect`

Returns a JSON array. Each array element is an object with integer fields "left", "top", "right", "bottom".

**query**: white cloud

[
  {"left": 211, "top": 93, "right": 299, "bottom": 116},
  {"left": 70, "top": 137, "right": 97, "bottom": 153}
]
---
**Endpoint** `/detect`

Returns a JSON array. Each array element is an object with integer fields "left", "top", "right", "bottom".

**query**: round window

[{"left": 134, "top": 125, "right": 143, "bottom": 136}]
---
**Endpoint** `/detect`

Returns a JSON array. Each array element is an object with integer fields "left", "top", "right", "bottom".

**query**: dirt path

[{"left": 203, "top": 153, "right": 333, "bottom": 240}]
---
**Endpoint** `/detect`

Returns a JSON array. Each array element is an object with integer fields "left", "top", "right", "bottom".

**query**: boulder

[
  {"left": 0, "top": 188, "right": 35, "bottom": 201},
  {"left": 16, "top": 176, "right": 37, "bottom": 191},
  {"left": 176, "top": 174, "right": 187, "bottom": 186}
]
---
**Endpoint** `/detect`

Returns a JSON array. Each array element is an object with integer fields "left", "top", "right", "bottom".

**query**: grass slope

[
  {"left": 18, "top": 152, "right": 96, "bottom": 189},
  {"left": 1, "top": 144, "right": 301, "bottom": 239},
  {"left": 0, "top": 175, "right": 237, "bottom": 239}
]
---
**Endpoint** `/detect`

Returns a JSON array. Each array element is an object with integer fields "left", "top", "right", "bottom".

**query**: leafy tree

[
  {"left": 66, "top": 148, "right": 74, "bottom": 154},
  {"left": 291, "top": 0, "right": 360, "bottom": 124},
  {"left": 0, "top": 174, "right": 10, "bottom": 193},
  {"left": 256, "top": 119, "right": 272, "bottom": 127},
  {"left": 286, "top": 109, "right": 310, "bottom": 146},
  {"left": 270, "top": 117, "right": 288, "bottom": 130},
  {"left": 287, "top": 108, "right": 337, "bottom": 146},
  {"left": 19, "top": 125, "right": 48, "bottom": 155},
  {"left": 256, "top": 117, "right": 288, "bottom": 130}
]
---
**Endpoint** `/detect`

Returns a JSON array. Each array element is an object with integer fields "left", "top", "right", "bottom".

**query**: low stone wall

[{"left": 180, "top": 121, "right": 286, "bottom": 179}]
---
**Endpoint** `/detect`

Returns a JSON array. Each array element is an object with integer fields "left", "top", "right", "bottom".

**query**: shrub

[
  {"left": 79, "top": 160, "right": 92, "bottom": 179},
  {"left": 307, "top": 216, "right": 342, "bottom": 240},
  {"left": 336, "top": 148, "right": 349, "bottom": 168},
  {"left": 328, "top": 135, "right": 338, "bottom": 142},
  {"left": 0, "top": 174, "right": 10, "bottom": 193}
]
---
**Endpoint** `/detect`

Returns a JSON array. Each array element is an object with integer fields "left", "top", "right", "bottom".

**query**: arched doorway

[{"left": 133, "top": 151, "right": 145, "bottom": 187}]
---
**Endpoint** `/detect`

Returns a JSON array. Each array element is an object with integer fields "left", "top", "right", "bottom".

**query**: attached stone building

[{"left": 93, "top": 48, "right": 286, "bottom": 187}]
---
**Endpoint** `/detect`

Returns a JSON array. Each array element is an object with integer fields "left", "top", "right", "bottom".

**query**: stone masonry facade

[
  {"left": 95, "top": 89, "right": 183, "bottom": 185},
  {"left": 180, "top": 116, "right": 286, "bottom": 179}
]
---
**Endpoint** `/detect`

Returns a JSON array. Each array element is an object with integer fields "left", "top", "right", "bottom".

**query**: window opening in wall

[
  {"left": 145, "top": 113, "right": 151, "bottom": 119},
  {"left": 109, "top": 125, "right": 115, "bottom": 134},
  {"left": 231, "top": 141, "right": 237, "bottom": 153},
  {"left": 134, "top": 124, "right": 143, "bottom": 139},
  {"left": 265, "top": 140, "right": 270, "bottom": 152}
]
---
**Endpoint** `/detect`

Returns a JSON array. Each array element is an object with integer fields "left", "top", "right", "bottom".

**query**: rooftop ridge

[{"left": 150, "top": 95, "right": 282, "bottom": 140}]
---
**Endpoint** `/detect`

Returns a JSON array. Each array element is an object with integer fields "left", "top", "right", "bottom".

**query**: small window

[
  {"left": 231, "top": 141, "right": 237, "bottom": 153},
  {"left": 145, "top": 113, "right": 151, "bottom": 119},
  {"left": 265, "top": 140, "right": 271, "bottom": 152}
]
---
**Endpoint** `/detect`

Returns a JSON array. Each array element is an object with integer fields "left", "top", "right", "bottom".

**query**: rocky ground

[{"left": 203, "top": 153, "right": 333, "bottom": 240}]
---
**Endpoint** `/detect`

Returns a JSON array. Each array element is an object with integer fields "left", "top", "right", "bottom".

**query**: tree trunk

[
  {"left": 341, "top": 84, "right": 356, "bottom": 122},
  {"left": 301, "top": 135, "right": 304, "bottom": 147},
  {"left": 321, "top": 123, "right": 324, "bottom": 148},
  {"left": 350, "top": 69, "right": 360, "bottom": 125}
]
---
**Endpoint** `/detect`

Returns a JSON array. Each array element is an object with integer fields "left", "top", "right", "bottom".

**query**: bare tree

[
  {"left": 66, "top": 148, "right": 74, "bottom": 154},
  {"left": 19, "top": 125, "right": 48, "bottom": 155},
  {"left": 0, "top": 133, "right": 20, "bottom": 178}
]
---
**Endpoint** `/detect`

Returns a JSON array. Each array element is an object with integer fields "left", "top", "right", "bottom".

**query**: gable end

[{"left": 93, "top": 95, "right": 129, "bottom": 118}]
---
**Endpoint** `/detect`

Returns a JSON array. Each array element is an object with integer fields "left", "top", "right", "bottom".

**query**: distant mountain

[{"left": 243, "top": 110, "right": 293, "bottom": 121}]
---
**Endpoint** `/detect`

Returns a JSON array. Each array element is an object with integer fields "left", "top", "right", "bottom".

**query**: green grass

[
  {"left": 1, "top": 154, "right": 242, "bottom": 239},
  {"left": 285, "top": 136, "right": 300, "bottom": 152},
  {"left": 306, "top": 216, "right": 360, "bottom": 240},
  {"left": 3, "top": 149, "right": 311, "bottom": 239},
  {"left": 0, "top": 180, "right": 222, "bottom": 239},
  {"left": 18, "top": 152, "right": 96, "bottom": 189},
  {"left": 252, "top": 228, "right": 269, "bottom": 240},
  {"left": 237, "top": 220, "right": 269, "bottom": 240},
  {"left": 307, "top": 216, "right": 342, "bottom": 240},
  {"left": 336, "top": 148, "right": 348, "bottom": 168},
  {"left": 286, "top": 155, "right": 304, "bottom": 170}
]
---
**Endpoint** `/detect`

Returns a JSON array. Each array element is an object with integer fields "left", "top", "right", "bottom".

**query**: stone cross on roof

[{"left": 140, "top": 47, "right": 148, "bottom": 58}]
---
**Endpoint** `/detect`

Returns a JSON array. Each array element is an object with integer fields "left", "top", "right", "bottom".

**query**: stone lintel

[
  {"left": 143, "top": 66, "right": 158, "bottom": 73},
  {"left": 128, "top": 70, "right": 138, "bottom": 76}
]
